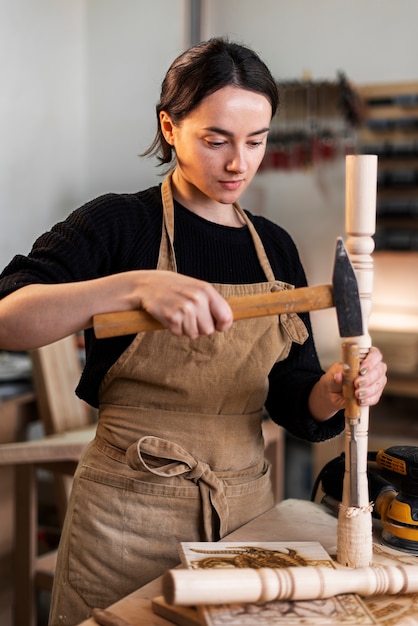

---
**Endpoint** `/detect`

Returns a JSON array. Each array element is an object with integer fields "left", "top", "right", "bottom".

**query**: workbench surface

[{"left": 78, "top": 498, "right": 418, "bottom": 626}]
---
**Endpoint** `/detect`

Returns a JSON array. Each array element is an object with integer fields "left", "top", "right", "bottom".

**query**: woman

[{"left": 0, "top": 38, "right": 386, "bottom": 625}]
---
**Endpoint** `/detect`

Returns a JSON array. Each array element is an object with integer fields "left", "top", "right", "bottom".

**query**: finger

[
  {"left": 162, "top": 303, "right": 196, "bottom": 337},
  {"left": 209, "top": 298, "right": 233, "bottom": 332},
  {"left": 356, "top": 372, "right": 387, "bottom": 405},
  {"left": 359, "top": 346, "right": 382, "bottom": 373},
  {"left": 356, "top": 362, "right": 387, "bottom": 393},
  {"left": 188, "top": 310, "right": 216, "bottom": 338}
]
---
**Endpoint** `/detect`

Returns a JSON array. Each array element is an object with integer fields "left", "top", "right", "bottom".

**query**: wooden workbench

[{"left": 77, "top": 498, "right": 418, "bottom": 626}]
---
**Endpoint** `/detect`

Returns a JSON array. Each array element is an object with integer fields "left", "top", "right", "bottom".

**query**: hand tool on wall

[
  {"left": 337, "top": 154, "right": 378, "bottom": 569},
  {"left": 93, "top": 238, "right": 361, "bottom": 339}
]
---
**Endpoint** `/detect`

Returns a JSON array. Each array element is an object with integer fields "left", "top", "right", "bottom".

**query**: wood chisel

[{"left": 342, "top": 340, "right": 361, "bottom": 507}]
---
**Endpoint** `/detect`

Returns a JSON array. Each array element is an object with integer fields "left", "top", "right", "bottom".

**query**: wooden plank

[
  {"left": 34, "top": 551, "right": 57, "bottom": 591},
  {"left": 357, "top": 81, "right": 418, "bottom": 99},
  {"left": 30, "top": 336, "right": 91, "bottom": 436},
  {"left": 0, "top": 426, "right": 95, "bottom": 465},
  {"left": 362, "top": 105, "right": 418, "bottom": 119},
  {"left": 151, "top": 598, "right": 200, "bottom": 626},
  {"left": 360, "top": 128, "right": 418, "bottom": 143}
]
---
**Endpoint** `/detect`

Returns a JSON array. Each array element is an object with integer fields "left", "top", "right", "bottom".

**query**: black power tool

[{"left": 312, "top": 445, "right": 418, "bottom": 554}]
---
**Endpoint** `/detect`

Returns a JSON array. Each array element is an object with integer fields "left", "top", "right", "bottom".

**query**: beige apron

[{"left": 49, "top": 174, "right": 308, "bottom": 626}]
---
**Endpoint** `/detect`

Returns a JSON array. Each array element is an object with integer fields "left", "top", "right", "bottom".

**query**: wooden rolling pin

[{"left": 163, "top": 564, "right": 418, "bottom": 606}]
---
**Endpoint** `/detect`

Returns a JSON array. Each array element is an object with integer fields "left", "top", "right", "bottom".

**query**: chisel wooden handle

[
  {"left": 342, "top": 340, "right": 360, "bottom": 424},
  {"left": 342, "top": 340, "right": 361, "bottom": 508},
  {"left": 163, "top": 564, "right": 418, "bottom": 606},
  {"left": 93, "top": 284, "right": 334, "bottom": 339}
]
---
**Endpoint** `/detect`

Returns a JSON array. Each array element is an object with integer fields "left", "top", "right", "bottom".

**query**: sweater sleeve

[{"left": 0, "top": 189, "right": 163, "bottom": 299}]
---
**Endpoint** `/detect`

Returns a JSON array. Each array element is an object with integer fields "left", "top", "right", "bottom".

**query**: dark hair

[{"left": 143, "top": 37, "right": 279, "bottom": 167}]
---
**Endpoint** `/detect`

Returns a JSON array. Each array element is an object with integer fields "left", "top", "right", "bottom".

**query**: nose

[{"left": 226, "top": 146, "right": 247, "bottom": 174}]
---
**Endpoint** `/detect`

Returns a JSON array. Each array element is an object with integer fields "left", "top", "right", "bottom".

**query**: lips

[{"left": 219, "top": 179, "right": 243, "bottom": 191}]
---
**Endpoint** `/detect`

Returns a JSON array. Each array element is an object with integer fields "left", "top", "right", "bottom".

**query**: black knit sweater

[{"left": 0, "top": 184, "right": 344, "bottom": 442}]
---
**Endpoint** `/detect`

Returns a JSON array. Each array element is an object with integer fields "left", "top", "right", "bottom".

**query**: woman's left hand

[
  {"left": 351, "top": 346, "right": 388, "bottom": 407},
  {"left": 309, "top": 346, "right": 387, "bottom": 421}
]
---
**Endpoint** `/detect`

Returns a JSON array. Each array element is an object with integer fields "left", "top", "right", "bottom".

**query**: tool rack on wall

[
  {"left": 260, "top": 75, "right": 361, "bottom": 172},
  {"left": 357, "top": 81, "right": 418, "bottom": 251}
]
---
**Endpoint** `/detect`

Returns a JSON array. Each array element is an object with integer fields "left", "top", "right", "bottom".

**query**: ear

[{"left": 159, "top": 111, "right": 175, "bottom": 145}]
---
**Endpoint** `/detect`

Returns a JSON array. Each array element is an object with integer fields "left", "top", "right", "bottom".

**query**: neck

[{"left": 170, "top": 176, "right": 245, "bottom": 227}]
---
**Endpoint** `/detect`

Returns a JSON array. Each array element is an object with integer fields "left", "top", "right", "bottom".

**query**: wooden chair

[
  {"left": 0, "top": 335, "right": 96, "bottom": 626},
  {"left": 30, "top": 335, "right": 94, "bottom": 526}
]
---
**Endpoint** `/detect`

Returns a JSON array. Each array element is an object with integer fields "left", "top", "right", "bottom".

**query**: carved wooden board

[{"left": 174, "top": 542, "right": 376, "bottom": 626}]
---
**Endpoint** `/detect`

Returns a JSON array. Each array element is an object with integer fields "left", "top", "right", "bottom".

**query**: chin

[{"left": 216, "top": 189, "right": 247, "bottom": 204}]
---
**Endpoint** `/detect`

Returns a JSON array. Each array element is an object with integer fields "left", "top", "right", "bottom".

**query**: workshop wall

[
  {"left": 0, "top": 0, "right": 85, "bottom": 273},
  {"left": 0, "top": 0, "right": 186, "bottom": 272}
]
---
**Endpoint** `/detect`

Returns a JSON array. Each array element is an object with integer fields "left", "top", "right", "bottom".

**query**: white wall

[
  {"left": 83, "top": 0, "right": 187, "bottom": 198},
  {"left": 0, "top": 0, "right": 86, "bottom": 269},
  {"left": 0, "top": 0, "right": 186, "bottom": 271},
  {"left": 203, "top": 0, "right": 418, "bottom": 84}
]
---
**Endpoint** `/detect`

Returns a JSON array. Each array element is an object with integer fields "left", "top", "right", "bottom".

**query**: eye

[
  {"left": 207, "top": 140, "right": 226, "bottom": 148},
  {"left": 248, "top": 139, "right": 265, "bottom": 148}
]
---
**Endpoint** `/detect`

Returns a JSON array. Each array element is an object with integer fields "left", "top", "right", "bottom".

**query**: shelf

[{"left": 358, "top": 81, "right": 418, "bottom": 252}]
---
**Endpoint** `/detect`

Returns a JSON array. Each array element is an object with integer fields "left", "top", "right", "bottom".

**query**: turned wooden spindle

[
  {"left": 163, "top": 563, "right": 418, "bottom": 606},
  {"left": 337, "top": 154, "right": 378, "bottom": 568}
]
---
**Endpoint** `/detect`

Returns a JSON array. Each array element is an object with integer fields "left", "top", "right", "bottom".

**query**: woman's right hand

[{"left": 131, "top": 270, "right": 233, "bottom": 338}]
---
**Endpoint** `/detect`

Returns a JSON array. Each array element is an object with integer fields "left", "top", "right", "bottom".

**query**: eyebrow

[{"left": 203, "top": 126, "right": 270, "bottom": 137}]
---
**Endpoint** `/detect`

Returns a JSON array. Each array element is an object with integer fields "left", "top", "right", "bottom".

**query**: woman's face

[{"left": 160, "top": 85, "right": 272, "bottom": 218}]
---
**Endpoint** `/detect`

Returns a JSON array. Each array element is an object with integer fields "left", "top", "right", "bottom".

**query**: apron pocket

[
  {"left": 66, "top": 463, "right": 202, "bottom": 608},
  {"left": 223, "top": 461, "right": 274, "bottom": 534}
]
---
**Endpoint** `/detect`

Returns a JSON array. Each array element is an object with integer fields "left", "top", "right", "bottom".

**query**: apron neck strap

[
  {"left": 232, "top": 201, "right": 276, "bottom": 283},
  {"left": 158, "top": 172, "right": 177, "bottom": 272}
]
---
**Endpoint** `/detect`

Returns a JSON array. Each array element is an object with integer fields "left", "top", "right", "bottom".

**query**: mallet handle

[
  {"left": 163, "top": 564, "right": 418, "bottom": 606},
  {"left": 93, "top": 284, "right": 334, "bottom": 338}
]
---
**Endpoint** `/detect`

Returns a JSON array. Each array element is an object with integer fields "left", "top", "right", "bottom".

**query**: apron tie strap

[{"left": 126, "top": 436, "right": 229, "bottom": 540}]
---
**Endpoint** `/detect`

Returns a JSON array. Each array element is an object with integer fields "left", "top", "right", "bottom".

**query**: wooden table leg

[{"left": 14, "top": 463, "right": 37, "bottom": 626}]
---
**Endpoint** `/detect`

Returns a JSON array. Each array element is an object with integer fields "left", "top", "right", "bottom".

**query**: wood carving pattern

[
  {"left": 188, "top": 546, "right": 315, "bottom": 569},
  {"left": 196, "top": 595, "right": 375, "bottom": 625}
]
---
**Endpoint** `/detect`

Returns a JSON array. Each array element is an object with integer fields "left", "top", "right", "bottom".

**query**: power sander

[{"left": 312, "top": 445, "right": 418, "bottom": 554}]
